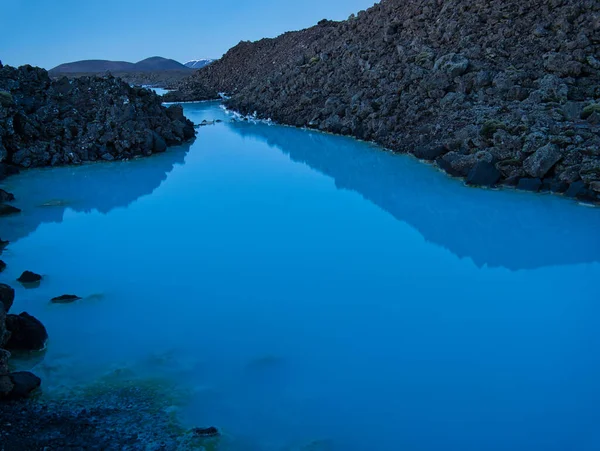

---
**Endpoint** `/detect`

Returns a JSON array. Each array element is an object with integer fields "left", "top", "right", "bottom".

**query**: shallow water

[{"left": 2, "top": 102, "right": 600, "bottom": 451}]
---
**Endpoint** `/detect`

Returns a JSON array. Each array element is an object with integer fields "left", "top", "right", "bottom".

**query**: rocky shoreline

[
  {"left": 0, "top": 63, "right": 195, "bottom": 172},
  {"left": 165, "top": 0, "right": 600, "bottom": 204}
]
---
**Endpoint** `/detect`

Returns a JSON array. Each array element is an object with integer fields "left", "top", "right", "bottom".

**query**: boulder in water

[
  {"left": 192, "top": 427, "right": 220, "bottom": 438},
  {"left": 5, "top": 312, "right": 48, "bottom": 351},
  {"left": 0, "top": 204, "right": 20, "bottom": 216},
  {"left": 51, "top": 294, "right": 82, "bottom": 304},
  {"left": 466, "top": 161, "right": 501, "bottom": 187},
  {"left": 0, "top": 189, "right": 15, "bottom": 202},
  {"left": 0, "top": 283, "right": 15, "bottom": 312},
  {"left": 7, "top": 372, "right": 41, "bottom": 399},
  {"left": 17, "top": 271, "right": 42, "bottom": 284}
]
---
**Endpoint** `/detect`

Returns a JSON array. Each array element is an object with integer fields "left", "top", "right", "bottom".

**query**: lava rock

[
  {"left": 0, "top": 238, "right": 8, "bottom": 249},
  {"left": 192, "top": 427, "right": 220, "bottom": 438},
  {"left": 466, "top": 161, "right": 501, "bottom": 186},
  {"left": 517, "top": 178, "right": 543, "bottom": 192},
  {"left": 0, "top": 64, "right": 195, "bottom": 170},
  {"left": 565, "top": 181, "right": 586, "bottom": 198},
  {"left": 523, "top": 144, "right": 562, "bottom": 179},
  {"left": 0, "top": 260, "right": 6, "bottom": 272},
  {"left": 550, "top": 180, "right": 569, "bottom": 193},
  {"left": 7, "top": 371, "right": 41, "bottom": 399},
  {"left": 0, "top": 204, "right": 21, "bottom": 216},
  {"left": 0, "top": 283, "right": 15, "bottom": 312},
  {"left": 413, "top": 145, "right": 447, "bottom": 161},
  {"left": 0, "top": 189, "right": 15, "bottom": 202},
  {"left": 5, "top": 312, "right": 48, "bottom": 351},
  {"left": 51, "top": 294, "right": 82, "bottom": 304},
  {"left": 17, "top": 271, "right": 42, "bottom": 284}
]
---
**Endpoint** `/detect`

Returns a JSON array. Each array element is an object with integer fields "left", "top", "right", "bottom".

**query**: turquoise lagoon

[{"left": 1, "top": 102, "right": 599, "bottom": 450}]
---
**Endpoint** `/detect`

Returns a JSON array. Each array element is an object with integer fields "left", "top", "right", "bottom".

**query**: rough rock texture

[
  {"left": 0, "top": 283, "right": 15, "bottom": 314},
  {"left": 0, "top": 64, "right": 195, "bottom": 172},
  {"left": 0, "top": 380, "right": 218, "bottom": 450},
  {"left": 168, "top": 0, "right": 600, "bottom": 202},
  {"left": 4, "top": 312, "right": 48, "bottom": 351}
]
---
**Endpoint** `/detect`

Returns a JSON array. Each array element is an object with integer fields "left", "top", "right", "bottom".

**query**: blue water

[{"left": 1, "top": 102, "right": 600, "bottom": 450}]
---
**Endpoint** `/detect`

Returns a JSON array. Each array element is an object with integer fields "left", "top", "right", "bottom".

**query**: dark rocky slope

[
  {"left": 0, "top": 63, "right": 195, "bottom": 172},
  {"left": 167, "top": 0, "right": 600, "bottom": 203}
]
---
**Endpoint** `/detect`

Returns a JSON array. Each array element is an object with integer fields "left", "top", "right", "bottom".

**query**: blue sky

[{"left": 0, "top": 0, "right": 376, "bottom": 69}]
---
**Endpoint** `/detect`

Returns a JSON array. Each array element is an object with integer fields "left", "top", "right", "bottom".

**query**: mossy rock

[
  {"left": 309, "top": 56, "right": 321, "bottom": 65},
  {"left": 480, "top": 120, "right": 507, "bottom": 139},
  {"left": 0, "top": 91, "right": 13, "bottom": 107},
  {"left": 581, "top": 103, "right": 600, "bottom": 119}
]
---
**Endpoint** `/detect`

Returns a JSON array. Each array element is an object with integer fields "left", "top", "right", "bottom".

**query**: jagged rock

[
  {"left": 0, "top": 188, "right": 14, "bottom": 202},
  {"left": 17, "top": 271, "right": 42, "bottom": 284},
  {"left": 51, "top": 294, "right": 81, "bottom": 304},
  {"left": 165, "top": 0, "right": 600, "bottom": 204},
  {"left": 565, "top": 181, "right": 586, "bottom": 198},
  {"left": 0, "top": 65, "right": 196, "bottom": 170},
  {"left": 5, "top": 312, "right": 48, "bottom": 351},
  {"left": 466, "top": 161, "right": 501, "bottom": 187},
  {"left": 433, "top": 53, "right": 470, "bottom": 78},
  {"left": 0, "top": 204, "right": 21, "bottom": 216},
  {"left": 413, "top": 145, "right": 447, "bottom": 161},
  {"left": 517, "top": 178, "right": 543, "bottom": 192},
  {"left": 0, "top": 283, "right": 15, "bottom": 312},
  {"left": 7, "top": 371, "right": 41, "bottom": 399},
  {"left": 523, "top": 144, "right": 562, "bottom": 178}
]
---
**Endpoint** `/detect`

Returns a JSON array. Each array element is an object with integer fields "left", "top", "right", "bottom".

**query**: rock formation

[
  {"left": 0, "top": 64, "right": 195, "bottom": 173},
  {"left": 166, "top": 0, "right": 600, "bottom": 202}
]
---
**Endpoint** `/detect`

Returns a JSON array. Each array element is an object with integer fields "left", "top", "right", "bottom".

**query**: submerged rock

[
  {"left": 0, "top": 260, "right": 6, "bottom": 272},
  {"left": 0, "top": 283, "right": 15, "bottom": 312},
  {"left": 50, "top": 294, "right": 81, "bottom": 304},
  {"left": 0, "top": 189, "right": 15, "bottom": 202},
  {"left": 17, "top": 270, "right": 42, "bottom": 284},
  {"left": 192, "top": 426, "right": 220, "bottom": 437},
  {"left": 0, "top": 204, "right": 21, "bottom": 216},
  {"left": 7, "top": 371, "right": 41, "bottom": 399},
  {"left": 5, "top": 312, "right": 48, "bottom": 351}
]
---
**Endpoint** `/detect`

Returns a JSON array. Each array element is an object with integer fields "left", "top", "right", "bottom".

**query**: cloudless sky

[{"left": 0, "top": 0, "right": 377, "bottom": 69}]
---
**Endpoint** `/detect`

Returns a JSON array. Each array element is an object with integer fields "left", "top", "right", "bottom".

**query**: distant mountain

[
  {"left": 50, "top": 57, "right": 191, "bottom": 74},
  {"left": 184, "top": 59, "right": 214, "bottom": 69}
]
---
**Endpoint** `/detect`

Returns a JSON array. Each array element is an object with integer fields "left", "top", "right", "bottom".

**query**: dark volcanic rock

[
  {"left": 17, "top": 270, "right": 42, "bottom": 284},
  {"left": 0, "top": 260, "right": 6, "bottom": 272},
  {"left": 0, "top": 204, "right": 21, "bottom": 216},
  {"left": 5, "top": 312, "right": 48, "bottom": 351},
  {"left": 0, "top": 283, "right": 15, "bottom": 312},
  {"left": 7, "top": 371, "right": 41, "bottom": 399},
  {"left": 0, "top": 188, "right": 15, "bottom": 202},
  {"left": 0, "top": 65, "right": 195, "bottom": 170},
  {"left": 192, "top": 426, "right": 220, "bottom": 437},
  {"left": 518, "top": 178, "right": 543, "bottom": 192},
  {"left": 50, "top": 294, "right": 81, "bottom": 304},
  {"left": 168, "top": 0, "right": 600, "bottom": 203},
  {"left": 466, "top": 161, "right": 501, "bottom": 187}
]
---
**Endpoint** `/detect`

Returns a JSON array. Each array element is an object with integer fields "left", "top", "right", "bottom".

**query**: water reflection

[
  {"left": 228, "top": 121, "right": 600, "bottom": 270},
  {"left": 0, "top": 143, "right": 191, "bottom": 243}
]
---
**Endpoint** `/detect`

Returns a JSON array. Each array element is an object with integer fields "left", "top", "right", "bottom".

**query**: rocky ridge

[
  {"left": 166, "top": 0, "right": 600, "bottom": 203},
  {"left": 0, "top": 63, "right": 195, "bottom": 172}
]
